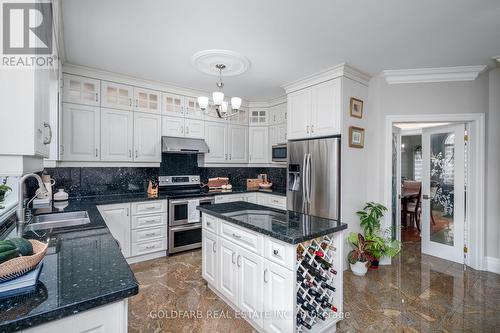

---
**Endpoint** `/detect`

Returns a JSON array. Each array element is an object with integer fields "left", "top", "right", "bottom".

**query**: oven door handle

[
  {"left": 169, "top": 224, "right": 202, "bottom": 232},
  {"left": 169, "top": 198, "right": 214, "bottom": 205}
]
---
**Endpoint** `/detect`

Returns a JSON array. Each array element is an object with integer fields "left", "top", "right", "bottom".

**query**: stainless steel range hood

[{"left": 161, "top": 136, "right": 209, "bottom": 154}]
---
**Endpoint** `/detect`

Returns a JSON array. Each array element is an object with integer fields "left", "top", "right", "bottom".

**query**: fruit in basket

[
  {"left": 6, "top": 237, "right": 34, "bottom": 256},
  {"left": 0, "top": 241, "right": 20, "bottom": 264}
]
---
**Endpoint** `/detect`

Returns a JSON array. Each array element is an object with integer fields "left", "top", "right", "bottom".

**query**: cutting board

[
  {"left": 247, "top": 178, "right": 260, "bottom": 190},
  {"left": 208, "top": 177, "right": 229, "bottom": 189}
]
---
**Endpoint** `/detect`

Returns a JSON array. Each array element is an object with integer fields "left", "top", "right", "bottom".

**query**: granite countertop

[
  {"left": 197, "top": 201, "right": 347, "bottom": 244},
  {"left": 0, "top": 196, "right": 140, "bottom": 332}
]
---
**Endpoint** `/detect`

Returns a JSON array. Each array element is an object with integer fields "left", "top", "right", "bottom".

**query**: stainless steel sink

[{"left": 29, "top": 211, "right": 91, "bottom": 230}]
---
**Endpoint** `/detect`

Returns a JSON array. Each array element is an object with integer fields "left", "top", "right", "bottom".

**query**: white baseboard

[{"left": 485, "top": 256, "right": 500, "bottom": 274}]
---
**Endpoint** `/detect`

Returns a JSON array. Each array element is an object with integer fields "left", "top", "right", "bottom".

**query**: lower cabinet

[
  {"left": 202, "top": 215, "right": 294, "bottom": 333},
  {"left": 98, "top": 200, "right": 167, "bottom": 263},
  {"left": 215, "top": 193, "right": 286, "bottom": 210}
]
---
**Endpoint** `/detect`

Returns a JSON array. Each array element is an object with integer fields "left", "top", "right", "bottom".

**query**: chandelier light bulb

[
  {"left": 231, "top": 97, "right": 242, "bottom": 110},
  {"left": 197, "top": 96, "right": 209, "bottom": 110},
  {"left": 212, "top": 91, "right": 224, "bottom": 105},
  {"left": 221, "top": 101, "right": 228, "bottom": 113}
]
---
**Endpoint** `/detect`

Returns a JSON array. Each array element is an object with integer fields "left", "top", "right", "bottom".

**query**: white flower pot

[
  {"left": 350, "top": 261, "right": 368, "bottom": 276},
  {"left": 379, "top": 255, "right": 392, "bottom": 265}
]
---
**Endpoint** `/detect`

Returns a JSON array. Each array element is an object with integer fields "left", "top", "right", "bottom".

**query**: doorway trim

[{"left": 384, "top": 113, "right": 485, "bottom": 270}]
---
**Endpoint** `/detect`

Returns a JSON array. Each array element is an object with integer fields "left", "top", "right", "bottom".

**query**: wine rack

[{"left": 295, "top": 233, "right": 342, "bottom": 332}]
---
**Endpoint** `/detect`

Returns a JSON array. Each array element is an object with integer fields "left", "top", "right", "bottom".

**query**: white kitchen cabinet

[
  {"left": 202, "top": 230, "right": 218, "bottom": 286},
  {"left": 62, "top": 74, "right": 100, "bottom": 106},
  {"left": 249, "top": 108, "right": 268, "bottom": 125},
  {"left": 228, "top": 125, "right": 248, "bottom": 163},
  {"left": 229, "top": 106, "right": 249, "bottom": 125},
  {"left": 310, "top": 79, "right": 341, "bottom": 137},
  {"left": 214, "top": 194, "right": 247, "bottom": 204},
  {"left": 287, "top": 88, "right": 311, "bottom": 140},
  {"left": 218, "top": 238, "right": 239, "bottom": 305},
  {"left": 269, "top": 103, "right": 287, "bottom": 125},
  {"left": 162, "top": 93, "right": 184, "bottom": 116},
  {"left": 133, "top": 87, "right": 160, "bottom": 113},
  {"left": 133, "top": 113, "right": 161, "bottom": 162},
  {"left": 204, "top": 121, "right": 228, "bottom": 163},
  {"left": 101, "top": 108, "right": 133, "bottom": 161},
  {"left": 184, "top": 96, "right": 204, "bottom": 119},
  {"left": 23, "top": 300, "right": 128, "bottom": 333},
  {"left": 238, "top": 247, "right": 264, "bottom": 327},
  {"left": 287, "top": 78, "right": 341, "bottom": 140},
  {"left": 101, "top": 81, "right": 133, "bottom": 110},
  {"left": 61, "top": 103, "right": 100, "bottom": 161},
  {"left": 162, "top": 115, "right": 185, "bottom": 137},
  {"left": 249, "top": 127, "right": 269, "bottom": 164},
  {"left": 185, "top": 118, "right": 204, "bottom": 139},
  {"left": 97, "top": 203, "right": 131, "bottom": 257},
  {"left": 263, "top": 260, "right": 294, "bottom": 333}
]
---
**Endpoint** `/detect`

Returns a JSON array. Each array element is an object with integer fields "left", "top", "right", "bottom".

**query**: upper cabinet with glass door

[
  {"left": 101, "top": 81, "right": 133, "bottom": 110},
  {"left": 184, "top": 96, "right": 204, "bottom": 119},
  {"left": 162, "top": 93, "right": 184, "bottom": 116},
  {"left": 249, "top": 108, "right": 268, "bottom": 126},
  {"left": 63, "top": 74, "right": 100, "bottom": 106},
  {"left": 133, "top": 88, "right": 160, "bottom": 113}
]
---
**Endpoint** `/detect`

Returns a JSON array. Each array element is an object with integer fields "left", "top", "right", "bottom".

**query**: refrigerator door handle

[
  {"left": 307, "top": 153, "right": 312, "bottom": 204},
  {"left": 302, "top": 153, "right": 308, "bottom": 206}
]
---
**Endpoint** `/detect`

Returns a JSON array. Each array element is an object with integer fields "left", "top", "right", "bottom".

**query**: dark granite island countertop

[
  {"left": 197, "top": 201, "right": 347, "bottom": 244},
  {"left": 0, "top": 197, "right": 140, "bottom": 332}
]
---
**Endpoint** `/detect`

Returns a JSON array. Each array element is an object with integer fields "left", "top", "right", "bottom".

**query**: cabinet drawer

[
  {"left": 264, "top": 237, "right": 294, "bottom": 270},
  {"left": 131, "top": 239, "right": 166, "bottom": 256},
  {"left": 202, "top": 214, "right": 218, "bottom": 234},
  {"left": 131, "top": 213, "right": 166, "bottom": 229},
  {"left": 132, "top": 200, "right": 165, "bottom": 215},
  {"left": 131, "top": 226, "right": 166, "bottom": 243},
  {"left": 266, "top": 195, "right": 286, "bottom": 209},
  {"left": 220, "top": 221, "right": 263, "bottom": 255}
]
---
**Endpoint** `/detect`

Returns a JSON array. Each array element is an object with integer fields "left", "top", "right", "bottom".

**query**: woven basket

[{"left": 0, "top": 240, "right": 48, "bottom": 283}]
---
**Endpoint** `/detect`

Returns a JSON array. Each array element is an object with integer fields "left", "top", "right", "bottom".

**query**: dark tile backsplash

[{"left": 42, "top": 154, "right": 286, "bottom": 198}]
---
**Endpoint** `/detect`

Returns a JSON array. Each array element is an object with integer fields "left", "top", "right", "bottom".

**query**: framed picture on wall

[
  {"left": 349, "top": 97, "right": 363, "bottom": 118},
  {"left": 349, "top": 126, "right": 365, "bottom": 148}
]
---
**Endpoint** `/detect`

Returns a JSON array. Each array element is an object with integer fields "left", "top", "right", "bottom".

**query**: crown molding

[
  {"left": 63, "top": 63, "right": 212, "bottom": 98},
  {"left": 381, "top": 65, "right": 487, "bottom": 84},
  {"left": 281, "top": 62, "right": 371, "bottom": 94},
  {"left": 247, "top": 95, "right": 287, "bottom": 109}
]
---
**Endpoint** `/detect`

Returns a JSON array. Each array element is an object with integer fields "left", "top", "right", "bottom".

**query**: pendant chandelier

[{"left": 197, "top": 64, "right": 242, "bottom": 119}]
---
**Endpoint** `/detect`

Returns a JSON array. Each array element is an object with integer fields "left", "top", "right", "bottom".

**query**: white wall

[{"left": 365, "top": 70, "right": 500, "bottom": 262}]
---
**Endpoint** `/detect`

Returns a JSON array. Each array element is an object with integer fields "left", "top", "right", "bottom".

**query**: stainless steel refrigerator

[{"left": 287, "top": 136, "right": 341, "bottom": 219}]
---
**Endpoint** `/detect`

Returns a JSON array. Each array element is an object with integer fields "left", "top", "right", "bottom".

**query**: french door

[{"left": 421, "top": 124, "right": 465, "bottom": 263}]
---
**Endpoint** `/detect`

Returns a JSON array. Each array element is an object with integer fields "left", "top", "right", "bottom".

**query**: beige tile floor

[{"left": 128, "top": 242, "right": 500, "bottom": 333}]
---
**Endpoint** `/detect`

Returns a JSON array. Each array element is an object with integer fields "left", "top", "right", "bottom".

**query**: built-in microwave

[{"left": 272, "top": 144, "right": 287, "bottom": 162}]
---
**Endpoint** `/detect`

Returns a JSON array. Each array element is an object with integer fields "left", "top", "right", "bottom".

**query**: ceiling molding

[
  {"left": 191, "top": 49, "right": 250, "bottom": 77},
  {"left": 381, "top": 65, "right": 487, "bottom": 84},
  {"left": 281, "top": 62, "right": 371, "bottom": 94},
  {"left": 248, "top": 95, "right": 287, "bottom": 109}
]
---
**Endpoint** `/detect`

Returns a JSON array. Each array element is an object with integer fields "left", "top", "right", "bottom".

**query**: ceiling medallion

[{"left": 192, "top": 50, "right": 249, "bottom": 119}]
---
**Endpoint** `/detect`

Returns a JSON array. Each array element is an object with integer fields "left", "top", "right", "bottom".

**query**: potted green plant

[
  {"left": 356, "top": 202, "right": 401, "bottom": 267},
  {"left": 0, "top": 184, "right": 12, "bottom": 209},
  {"left": 347, "top": 233, "right": 374, "bottom": 276}
]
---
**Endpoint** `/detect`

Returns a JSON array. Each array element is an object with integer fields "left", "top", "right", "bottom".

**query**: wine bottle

[
  {"left": 296, "top": 315, "right": 312, "bottom": 329},
  {"left": 308, "top": 288, "right": 321, "bottom": 297},
  {"left": 331, "top": 306, "right": 338, "bottom": 312},
  {"left": 321, "top": 282, "right": 336, "bottom": 292},
  {"left": 316, "top": 311, "right": 327, "bottom": 321},
  {"left": 297, "top": 296, "right": 317, "bottom": 315},
  {"left": 302, "top": 262, "right": 328, "bottom": 282}
]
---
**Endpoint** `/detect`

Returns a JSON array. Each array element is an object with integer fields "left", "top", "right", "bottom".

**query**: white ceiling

[{"left": 61, "top": 0, "right": 500, "bottom": 101}]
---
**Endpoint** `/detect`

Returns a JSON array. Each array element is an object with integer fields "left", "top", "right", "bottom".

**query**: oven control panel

[{"left": 159, "top": 175, "right": 200, "bottom": 186}]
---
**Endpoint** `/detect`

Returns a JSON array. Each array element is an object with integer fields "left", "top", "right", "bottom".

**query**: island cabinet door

[
  {"left": 218, "top": 238, "right": 239, "bottom": 305},
  {"left": 98, "top": 203, "right": 131, "bottom": 258},
  {"left": 237, "top": 247, "right": 264, "bottom": 328},
  {"left": 263, "top": 260, "right": 294, "bottom": 333},
  {"left": 202, "top": 230, "right": 218, "bottom": 286}
]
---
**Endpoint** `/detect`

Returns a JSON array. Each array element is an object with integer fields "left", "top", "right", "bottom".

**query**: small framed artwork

[
  {"left": 349, "top": 126, "right": 365, "bottom": 148},
  {"left": 349, "top": 97, "right": 363, "bottom": 119}
]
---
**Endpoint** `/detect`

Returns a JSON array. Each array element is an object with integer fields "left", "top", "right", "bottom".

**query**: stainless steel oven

[
  {"left": 168, "top": 196, "right": 214, "bottom": 253},
  {"left": 272, "top": 143, "right": 287, "bottom": 162}
]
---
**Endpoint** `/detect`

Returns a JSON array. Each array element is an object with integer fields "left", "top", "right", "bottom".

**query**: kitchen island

[{"left": 198, "top": 201, "right": 347, "bottom": 333}]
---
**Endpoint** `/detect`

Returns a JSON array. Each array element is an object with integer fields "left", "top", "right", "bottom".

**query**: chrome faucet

[{"left": 16, "top": 173, "right": 48, "bottom": 236}]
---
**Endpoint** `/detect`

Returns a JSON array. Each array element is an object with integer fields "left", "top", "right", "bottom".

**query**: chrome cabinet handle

[
  {"left": 186, "top": 126, "right": 189, "bottom": 134},
  {"left": 264, "top": 268, "right": 269, "bottom": 283},
  {"left": 145, "top": 206, "right": 156, "bottom": 210},
  {"left": 95, "top": 148, "right": 99, "bottom": 157},
  {"left": 232, "top": 233, "right": 241, "bottom": 239},
  {"left": 306, "top": 125, "right": 309, "bottom": 134},
  {"left": 43, "top": 122, "right": 52, "bottom": 144},
  {"left": 423, "top": 195, "right": 430, "bottom": 200},
  {"left": 145, "top": 245, "right": 156, "bottom": 249},
  {"left": 180, "top": 126, "right": 184, "bottom": 134},
  {"left": 135, "top": 150, "right": 138, "bottom": 158},
  {"left": 95, "top": 92, "right": 99, "bottom": 102},
  {"left": 129, "top": 98, "right": 132, "bottom": 107},
  {"left": 225, "top": 153, "right": 228, "bottom": 160},
  {"left": 212, "top": 242, "right": 216, "bottom": 253},
  {"left": 229, "top": 154, "right": 232, "bottom": 160},
  {"left": 126, "top": 208, "right": 129, "bottom": 216},
  {"left": 207, "top": 221, "right": 211, "bottom": 227},
  {"left": 311, "top": 124, "right": 314, "bottom": 133},
  {"left": 129, "top": 150, "right": 132, "bottom": 158},
  {"left": 273, "top": 249, "right": 280, "bottom": 257},
  {"left": 60, "top": 145, "right": 64, "bottom": 155},
  {"left": 145, "top": 232, "right": 157, "bottom": 237},
  {"left": 232, "top": 252, "right": 236, "bottom": 264},
  {"left": 237, "top": 255, "right": 241, "bottom": 267}
]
